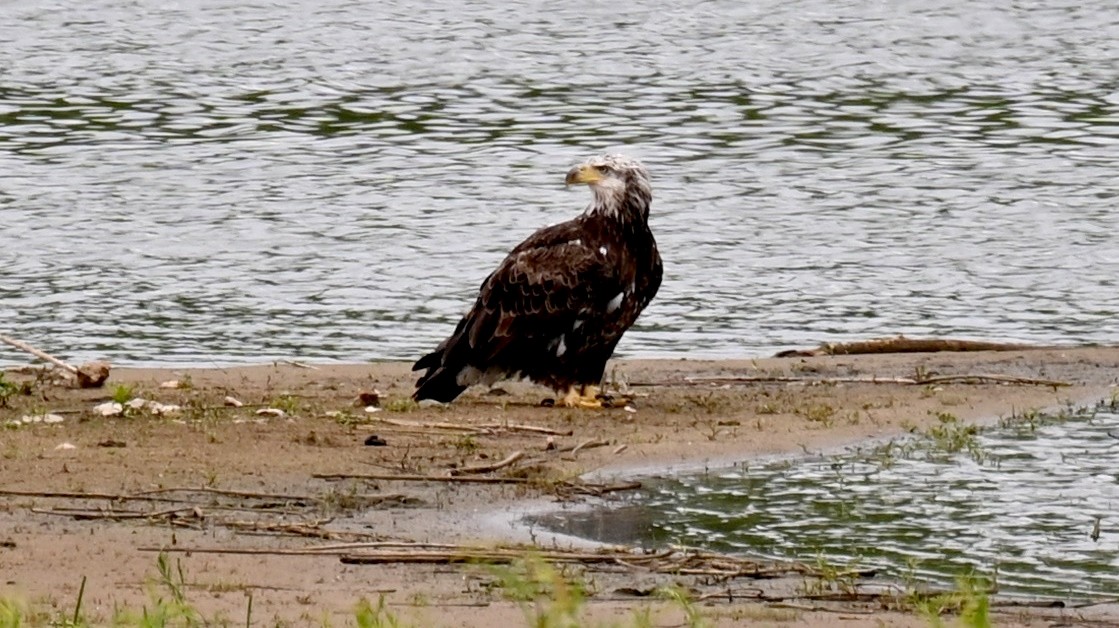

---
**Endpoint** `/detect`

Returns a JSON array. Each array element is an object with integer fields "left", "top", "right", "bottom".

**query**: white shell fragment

[
  {"left": 159, "top": 380, "right": 180, "bottom": 389},
  {"left": 223, "top": 396, "right": 243, "bottom": 407},
  {"left": 147, "top": 402, "right": 181, "bottom": 415},
  {"left": 54, "top": 442, "right": 77, "bottom": 451},
  {"left": 94, "top": 402, "right": 124, "bottom": 417},
  {"left": 9, "top": 413, "right": 66, "bottom": 426},
  {"left": 112, "top": 399, "right": 182, "bottom": 415},
  {"left": 255, "top": 408, "right": 286, "bottom": 417}
]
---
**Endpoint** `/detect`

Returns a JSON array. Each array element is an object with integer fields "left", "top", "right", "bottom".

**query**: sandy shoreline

[{"left": 2, "top": 346, "right": 1118, "bottom": 626}]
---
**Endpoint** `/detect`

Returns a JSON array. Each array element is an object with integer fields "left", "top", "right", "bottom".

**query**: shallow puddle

[{"left": 533, "top": 405, "right": 1119, "bottom": 599}]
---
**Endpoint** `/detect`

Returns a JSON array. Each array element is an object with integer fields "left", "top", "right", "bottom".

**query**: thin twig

[
  {"left": 314, "top": 472, "right": 529, "bottom": 484},
  {"left": 477, "top": 423, "right": 573, "bottom": 436},
  {"left": 135, "top": 487, "right": 318, "bottom": 501},
  {"left": 627, "top": 376, "right": 918, "bottom": 387},
  {"left": 294, "top": 541, "right": 465, "bottom": 552},
  {"left": 133, "top": 486, "right": 412, "bottom": 506},
  {"left": 0, "top": 489, "right": 182, "bottom": 503},
  {"left": 138, "top": 546, "right": 358, "bottom": 557},
  {"left": 695, "top": 588, "right": 765, "bottom": 601},
  {"left": 366, "top": 417, "right": 490, "bottom": 434},
  {"left": 449, "top": 451, "right": 525, "bottom": 476},
  {"left": 138, "top": 543, "right": 829, "bottom": 585},
  {"left": 560, "top": 480, "right": 642, "bottom": 496},
  {"left": 312, "top": 472, "right": 641, "bottom": 496},
  {"left": 631, "top": 373, "right": 1071, "bottom": 388},
  {"left": 0, "top": 333, "right": 78, "bottom": 374},
  {"left": 569, "top": 439, "right": 610, "bottom": 454},
  {"left": 280, "top": 360, "right": 319, "bottom": 370},
  {"left": 30, "top": 507, "right": 196, "bottom": 521},
  {"left": 918, "top": 374, "right": 1070, "bottom": 387}
]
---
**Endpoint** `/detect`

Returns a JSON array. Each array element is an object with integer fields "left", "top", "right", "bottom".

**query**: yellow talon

[{"left": 562, "top": 385, "right": 603, "bottom": 409}]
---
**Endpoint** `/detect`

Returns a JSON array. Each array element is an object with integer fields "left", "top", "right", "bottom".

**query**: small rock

[
  {"left": 363, "top": 434, "right": 388, "bottom": 447},
  {"left": 485, "top": 387, "right": 509, "bottom": 396},
  {"left": 159, "top": 380, "right": 180, "bottom": 389},
  {"left": 75, "top": 360, "right": 111, "bottom": 388},
  {"left": 357, "top": 390, "right": 381, "bottom": 407},
  {"left": 544, "top": 436, "right": 556, "bottom": 451},
  {"left": 94, "top": 402, "right": 124, "bottom": 417},
  {"left": 623, "top": 405, "right": 638, "bottom": 414},
  {"left": 364, "top": 406, "right": 382, "bottom": 413},
  {"left": 223, "top": 396, "right": 243, "bottom": 407},
  {"left": 148, "top": 402, "right": 181, "bottom": 415},
  {"left": 42, "top": 414, "right": 65, "bottom": 424},
  {"left": 54, "top": 442, "right": 77, "bottom": 451},
  {"left": 97, "top": 439, "right": 127, "bottom": 448},
  {"left": 417, "top": 399, "right": 444, "bottom": 408},
  {"left": 256, "top": 408, "right": 285, "bottom": 417},
  {"left": 540, "top": 398, "right": 556, "bottom": 408},
  {"left": 125, "top": 398, "right": 148, "bottom": 410}
]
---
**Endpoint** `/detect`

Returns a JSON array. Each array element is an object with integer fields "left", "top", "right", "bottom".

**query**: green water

[{"left": 535, "top": 406, "right": 1119, "bottom": 600}]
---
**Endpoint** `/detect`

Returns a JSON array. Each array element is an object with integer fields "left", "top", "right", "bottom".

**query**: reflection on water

[
  {"left": 2, "top": 0, "right": 1118, "bottom": 365},
  {"left": 533, "top": 408, "right": 1119, "bottom": 599}
]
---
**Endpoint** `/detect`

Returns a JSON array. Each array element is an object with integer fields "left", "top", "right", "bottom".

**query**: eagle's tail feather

[
  {"left": 412, "top": 348, "right": 442, "bottom": 373},
  {"left": 412, "top": 365, "right": 468, "bottom": 402}
]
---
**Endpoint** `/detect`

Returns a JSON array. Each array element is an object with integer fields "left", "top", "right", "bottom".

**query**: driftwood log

[{"left": 775, "top": 336, "right": 1044, "bottom": 358}]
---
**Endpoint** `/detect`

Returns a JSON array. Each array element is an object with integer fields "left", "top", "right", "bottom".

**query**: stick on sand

[{"left": 0, "top": 333, "right": 110, "bottom": 388}]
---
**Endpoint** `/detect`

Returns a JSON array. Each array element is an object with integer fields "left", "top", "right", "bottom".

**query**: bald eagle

[{"left": 412, "top": 154, "right": 662, "bottom": 408}]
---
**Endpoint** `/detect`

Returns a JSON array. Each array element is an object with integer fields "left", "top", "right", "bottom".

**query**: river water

[{"left": 2, "top": 0, "right": 1118, "bottom": 365}]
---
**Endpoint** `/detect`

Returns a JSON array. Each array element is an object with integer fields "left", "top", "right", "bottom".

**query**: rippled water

[
  {"left": 2, "top": 1, "right": 1118, "bottom": 365},
  {"left": 534, "top": 407, "right": 1119, "bottom": 599}
]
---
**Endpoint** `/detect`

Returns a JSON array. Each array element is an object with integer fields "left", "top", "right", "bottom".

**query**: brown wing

[
  {"left": 463, "top": 220, "right": 619, "bottom": 361},
  {"left": 412, "top": 217, "right": 625, "bottom": 401}
]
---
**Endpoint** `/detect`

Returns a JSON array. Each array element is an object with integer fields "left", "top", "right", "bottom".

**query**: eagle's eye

[{"left": 595, "top": 164, "right": 612, "bottom": 174}]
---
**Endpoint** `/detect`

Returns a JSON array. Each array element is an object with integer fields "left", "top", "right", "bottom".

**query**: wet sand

[{"left": 2, "top": 346, "right": 1118, "bottom": 626}]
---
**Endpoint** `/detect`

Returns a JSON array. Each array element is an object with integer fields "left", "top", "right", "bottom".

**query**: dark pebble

[{"left": 363, "top": 434, "right": 388, "bottom": 446}]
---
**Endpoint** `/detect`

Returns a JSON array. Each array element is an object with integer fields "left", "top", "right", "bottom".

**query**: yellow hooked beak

[{"left": 565, "top": 164, "right": 602, "bottom": 186}]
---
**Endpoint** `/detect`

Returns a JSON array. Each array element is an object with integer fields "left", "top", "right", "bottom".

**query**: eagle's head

[{"left": 565, "top": 154, "right": 652, "bottom": 223}]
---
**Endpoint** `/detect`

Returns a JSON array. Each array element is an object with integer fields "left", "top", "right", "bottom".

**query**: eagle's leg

[{"left": 562, "top": 384, "right": 602, "bottom": 409}]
